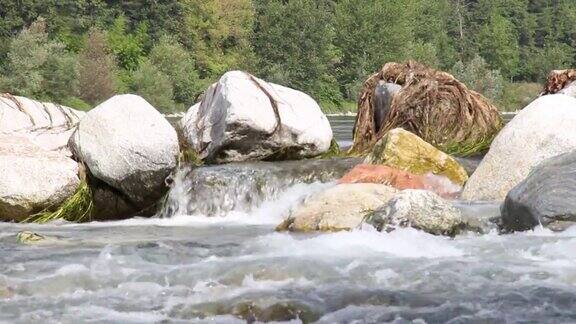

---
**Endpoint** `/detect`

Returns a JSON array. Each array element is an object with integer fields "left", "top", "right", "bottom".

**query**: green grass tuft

[
  {"left": 179, "top": 148, "right": 203, "bottom": 166},
  {"left": 24, "top": 181, "right": 93, "bottom": 223},
  {"left": 318, "top": 138, "right": 345, "bottom": 159}
]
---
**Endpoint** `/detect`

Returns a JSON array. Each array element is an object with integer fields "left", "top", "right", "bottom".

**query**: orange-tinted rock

[{"left": 338, "top": 164, "right": 460, "bottom": 198}]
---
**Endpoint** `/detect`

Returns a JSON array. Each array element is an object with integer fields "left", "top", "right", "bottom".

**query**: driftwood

[
  {"left": 541, "top": 69, "right": 576, "bottom": 95},
  {"left": 351, "top": 61, "right": 503, "bottom": 156}
]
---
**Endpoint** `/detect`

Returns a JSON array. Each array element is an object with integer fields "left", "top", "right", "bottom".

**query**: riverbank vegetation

[{"left": 0, "top": 0, "right": 571, "bottom": 113}]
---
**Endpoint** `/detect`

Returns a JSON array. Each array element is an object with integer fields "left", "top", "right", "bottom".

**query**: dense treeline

[{"left": 0, "top": 0, "right": 574, "bottom": 112}]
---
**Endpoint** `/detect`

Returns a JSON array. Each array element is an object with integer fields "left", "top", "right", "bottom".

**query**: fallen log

[{"left": 350, "top": 61, "right": 503, "bottom": 156}]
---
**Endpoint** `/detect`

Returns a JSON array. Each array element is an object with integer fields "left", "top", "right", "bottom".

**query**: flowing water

[{"left": 3, "top": 115, "right": 576, "bottom": 323}]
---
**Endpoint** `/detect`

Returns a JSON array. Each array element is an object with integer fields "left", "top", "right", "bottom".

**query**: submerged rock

[
  {"left": 462, "top": 94, "right": 576, "bottom": 201},
  {"left": 501, "top": 151, "right": 576, "bottom": 232},
  {"left": 0, "top": 136, "right": 80, "bottom": 221},
  {"left": 0, "top": 94, "right": 84, "bottom": 155},
  {"left": 366, "top": 190, "right": 475, "bottom": 236},
  {"left": 70, "top": 94, "right": 179, "bottom": 219},
  {"left": 338, "top": 164, "right": 461, "bottom": 198},
  {"left": 365, "top": 128, "right": 469, "bottom": 186},
  {"left": 181, "top": 71, "right": 333, "bottom": 163},
  {"left": 277, "top": 183, "right": 397, "bottom": 232}
]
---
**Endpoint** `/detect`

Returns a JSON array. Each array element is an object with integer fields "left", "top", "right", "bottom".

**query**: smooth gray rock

[
  {"left": 70, "top": 94, "right": 179, "bottom": 215},
  {"left": 367, "top": 190, "right": 476, "bottom": 236},
  {"left": 374, "top": 81, "right": 401, "bottom": 133},
  {"left": 0, "top": 135, "right": 79, "bottom": 221},
  {"left": 501, "top": 151, "right": 576, "bottom": 232},
  {"left": 181, "top": 71, "right": 333, "bottom": 164}
]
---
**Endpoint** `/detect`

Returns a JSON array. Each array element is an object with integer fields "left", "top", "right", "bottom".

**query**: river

[{"left": 2, "top": 115, "right": 576, "bottom": 323}]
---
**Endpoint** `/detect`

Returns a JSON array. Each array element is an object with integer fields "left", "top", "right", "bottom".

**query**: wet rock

[
  {"left": 0, "top": 94, "right": 84, "bottom": 155},
  {"left": 181, "top": 71, "right": 333, "bottom": 164},
  {"left": 501, "top": 151, "right": 576, "bottom": 232},
  {"left": 365, "top": 128, "right": 469, "bottom": 185},
  {"left": 462, "top": 94, "right": 576, "bottom": 201},
  {"left": 70, "top": 94, "right": 179, "bottom": 218},
  {"left": 452, "top": 201, "right": 501, "bottom": 233},
  {"left": 338, "top": 164, "right": 461, "bottom": 198},
  {"left": 277, "top": 183, "right": 397, "bottom": 232},
  {"left": 366, "top": 190, "right": 476, "bottom": 236},
  {"left": 0, "top": 135, "right": 80, "bottom": 221},
  {"left": 161, "top": 157, "right": 361, "bottom": 217}
]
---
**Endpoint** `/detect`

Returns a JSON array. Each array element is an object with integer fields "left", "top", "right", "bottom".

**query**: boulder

[
  {"left": 366, "top": 190, "right": 474, "bottom": 236},
  {"left": 462, "top": 94, "right": 576, "bottom": 201},
  {"left": 70, "top": 94, "right": 179, "bottom": 218},
  {"left": 501, "top": 151, "right": 576, "bottom": 232},
  {"left": 0, "top": 135, "right": 80, "bottom": 221},
  {"left": 365, "top": 128, "right": 469, "bottom": 185},
  {"left": 181, "top": 71, "right": 333, "bottom": 163},
  {"left": 277, "top": 184, "right": 397, "bottom": 232},
  {"left": 338, "top": 164, "right": 461, "bottom": 198},
  {"left": 558, "top": 81, "right": 576, "bottom": 98},
  {"left": 0, "top": 94, "right": 85, "bottom": 155}
]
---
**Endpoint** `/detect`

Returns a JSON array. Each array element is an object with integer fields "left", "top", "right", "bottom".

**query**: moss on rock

[{"left": 365, "top": 128, "right": 469, "bottom": 186}]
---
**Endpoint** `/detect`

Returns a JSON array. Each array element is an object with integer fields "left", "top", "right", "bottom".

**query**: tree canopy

[{"left": 0, "top": 0, "right": 573, "bottom": 112}]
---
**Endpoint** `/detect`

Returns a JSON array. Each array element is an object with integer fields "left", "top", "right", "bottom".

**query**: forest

[{"left": 0, "top": 0, "right": 574, "bottom": 113}]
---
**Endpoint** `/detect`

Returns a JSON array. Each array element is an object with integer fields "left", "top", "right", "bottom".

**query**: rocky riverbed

[{"left": 3, "top": 68, "right": 576, "bottom": 323}]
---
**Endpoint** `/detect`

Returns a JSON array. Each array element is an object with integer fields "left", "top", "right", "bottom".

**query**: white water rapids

[
  {"left": 1, "top": 118, "right": 576, "bottom": 323},
  {"left": 2, "top": 161, "right": 576, "bottom": 323}
]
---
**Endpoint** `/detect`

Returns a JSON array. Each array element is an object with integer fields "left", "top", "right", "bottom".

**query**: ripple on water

[{"left": 3, "top": 182, "right": 576, "bottom": 322}]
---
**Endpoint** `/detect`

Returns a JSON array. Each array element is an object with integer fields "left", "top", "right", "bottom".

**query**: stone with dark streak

[
  {"left": 181, "top": 71, "right": 333, "bottom": 164},
  {"left": 69, "top": 94, "right": 178, "bottom": 219}
]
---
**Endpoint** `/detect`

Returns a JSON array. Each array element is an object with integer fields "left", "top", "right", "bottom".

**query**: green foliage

[
  {"left": 0, "top": 1, "right": 575, "bottom": 112},
  {"left": 132, "top": 60, "right": 176, "bottom": 113},
  {"left": 148, "top": 36, "right": 204, "bottom": 105},
  {"left": 24, "top": 180, "right": 93, "bottom": 224},
  {"left": 451, "top": 55, "right": 505, "bottom": 103},
  {"left": 500, "top": 82, "right": 541, "bottom": 112},
  {"left": 252, "top": 0, "right": 342, "bottom": 104},
  {"left": 78, "top": 28, "right": 118, "bottom": 106},
  {"left": 477, "top": 13, "right": 521, "bottom": 79},
  {"left": 107, "top": 16, "right": 148, "bottom": 71},
  {"left": 2, "top": 18, "right": 80, "bottom": 102},
  {"left": 180, "top": 0, "right": 255, "bottom": 78}
]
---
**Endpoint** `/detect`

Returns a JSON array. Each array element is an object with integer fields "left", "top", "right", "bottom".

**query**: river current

[{"left": 2, "top": 116, "right": 576, "bottom": 323}]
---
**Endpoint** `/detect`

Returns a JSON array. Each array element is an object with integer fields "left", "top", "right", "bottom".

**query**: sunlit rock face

[
  {"left": 463, "top": 94, "right": 576, "bottom": 201},
  {"left": 70, "top": 94, "right": 179, "bottom": 218},
  {"left": 181, "top": 71, "right": 333, "bottom": 164},
  {"left": 0, "top": 135, "right": 79, "bottom": 221},
  {"left": 0, "top": 94, "right": 85, "bottom": 155}
]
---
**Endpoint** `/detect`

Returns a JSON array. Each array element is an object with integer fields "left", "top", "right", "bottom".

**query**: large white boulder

[
  {"left": 70, "top": 94, "right": 179, "bottom": 212},
  {"left": 0, "top": 94, "right": 85, "bottom": 154},
  {"left": 181, "top": 71, "right": 333, "bottom": 163},
  {"left": 0, "top": 135, "right": 80, "bottom": 221},
  {"left": 276, "top": 183, "right": 397, "bottom": 232},
  {"left": 462, "top": 94, "right": 576, "bottom": 201}
]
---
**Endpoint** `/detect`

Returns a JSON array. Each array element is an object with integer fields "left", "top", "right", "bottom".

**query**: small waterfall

[{"left": 159, "top": 158, "right": 361, "bottom": 218}]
